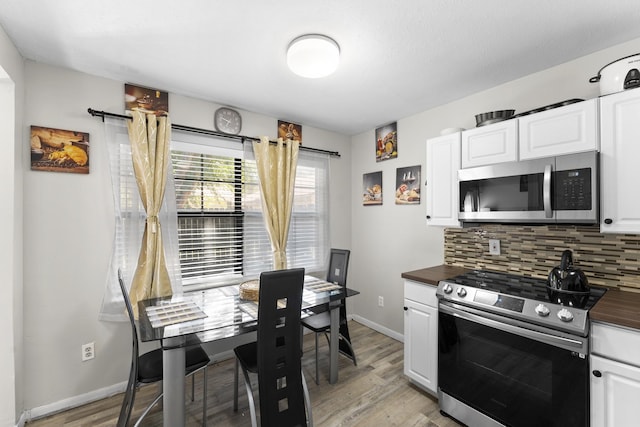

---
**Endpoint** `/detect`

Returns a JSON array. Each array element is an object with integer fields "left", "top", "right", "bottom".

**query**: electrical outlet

[
  {"left": 378, "top": 296, "right": 384, "bottom": 307},
  {"left": 82, "top": 342, "right": 95, "bottom": 361},
  {"left": 489, "top": 239, "right": 501, "bottom": 256}
]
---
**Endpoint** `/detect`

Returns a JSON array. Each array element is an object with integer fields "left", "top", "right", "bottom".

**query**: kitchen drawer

[
  {"left": 404, "top": 279, "right": 438, "bottom": 307},
  {"left": 591, "top": 322, "right": 640, "bottom": 367}
]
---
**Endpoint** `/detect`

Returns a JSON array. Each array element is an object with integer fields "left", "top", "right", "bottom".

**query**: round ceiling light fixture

[{"left": 287, "top": 34, "right": 340, "bottom": 78}]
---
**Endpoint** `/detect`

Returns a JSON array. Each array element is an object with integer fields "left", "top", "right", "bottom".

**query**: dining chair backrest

[
  {"left": 117, "top": 269, "right": 140, "bottom": 427},
  {"left": 328, "top": 249, "right": 350, "bottom": 325},
  {"left": 327, "top": 249, "right": 350, "bottom": 287},
  {"left": 328, "top": 249, "right": 356, "bottom": 365},
  {"left": 256, "top": 267, "right": 306, "bottom": 427}
]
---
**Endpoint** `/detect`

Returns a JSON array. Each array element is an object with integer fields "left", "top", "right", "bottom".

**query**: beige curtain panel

[
  {"left": 127, "top": 110, "right": 173, "bottom": 314},
  {"left": 253, "top": 136, "right": 300, "bottom": 270}
]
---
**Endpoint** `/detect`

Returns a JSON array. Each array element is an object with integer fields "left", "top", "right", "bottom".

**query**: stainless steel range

[{"left": 436, "top": 270, "right": 606, "bottom": 427}]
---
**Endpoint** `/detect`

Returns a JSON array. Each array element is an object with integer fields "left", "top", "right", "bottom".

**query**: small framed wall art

[
  {"left": 363, "top": 171, "right": 383, "bottom": 205},
  {"left": 376, "top": 122, "right": 397, "bottom": 162},
  {"left": 395, "top": 165, "right": 421, "bottom": 204},
  {"left": 278, "top": 120, "right": 302, "bottom": 143},
  {"left": 30, "top": 126, "right": 90, "bottom": 174},
  {"left": 124, "top": 83, "right": 169, "bottom": 115}
]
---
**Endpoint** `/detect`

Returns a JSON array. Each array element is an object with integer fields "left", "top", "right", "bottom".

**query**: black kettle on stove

[{"left": 547, "top": 249, "right": 591, "bottom": 307}]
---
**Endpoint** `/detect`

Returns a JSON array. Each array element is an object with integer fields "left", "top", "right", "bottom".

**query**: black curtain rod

[{"left": 87, "top": 108, "right": 341, "bottom": 158}]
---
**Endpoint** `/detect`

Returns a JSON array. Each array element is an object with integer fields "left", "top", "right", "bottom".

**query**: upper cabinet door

[
  {"left": 600, "top": 88, "right": 640, "bottom": 234},
  {"left": 519, "top": 99, "right": 599, "bottom": 160},
  {"left": 461, "top": 120, "right": 518, "bottom": 168},
  {"left": 426, "top": 132, "right": 461, "bottom": 227}
]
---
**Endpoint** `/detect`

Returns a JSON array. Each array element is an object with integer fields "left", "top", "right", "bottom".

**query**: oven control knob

[
  {"left": 443, "top": 284, "right": 453, "bottom": 294},
  {"left": 456, "top": 287, "right": 467, "bottom": 298},
  {"left": 557, "top": 308, "right": 574, "bottom": 322},
  {"left": 535, "top": 304, "right": 550, "bottom": 317}
]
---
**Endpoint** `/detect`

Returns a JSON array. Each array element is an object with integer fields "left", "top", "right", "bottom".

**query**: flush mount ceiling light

[{"left": 287, "top": 34, "right": 340, "bottom": 78}]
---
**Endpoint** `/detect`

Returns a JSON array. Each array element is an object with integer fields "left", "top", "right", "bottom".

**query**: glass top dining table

[{"left": 136, "top": 275, "right": 359, "bottom": 427}]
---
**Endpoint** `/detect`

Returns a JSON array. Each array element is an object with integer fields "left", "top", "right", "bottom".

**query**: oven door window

[{"left": 438, "top": 311, "right": 588, "bottom": 427}]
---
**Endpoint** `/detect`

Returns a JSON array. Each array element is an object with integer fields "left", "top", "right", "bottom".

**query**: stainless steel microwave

[{"left": 458, "top": 151, "right": 599, "bottom": 224}]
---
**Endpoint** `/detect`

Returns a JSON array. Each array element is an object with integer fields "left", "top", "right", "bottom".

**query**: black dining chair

[
  {"left": 233, "top": 268, "right": 313, "bottom": 427},
  {"left": 116, "top": 269, "right": 211, "bottom": 427},
  {"left": 300, "top": 248, "right": 357, "bottom": 384}
]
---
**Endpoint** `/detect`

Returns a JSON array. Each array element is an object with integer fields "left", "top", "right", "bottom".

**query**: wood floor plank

[{"left": 26, "top": 321, "right": 462, "bottom": 426}]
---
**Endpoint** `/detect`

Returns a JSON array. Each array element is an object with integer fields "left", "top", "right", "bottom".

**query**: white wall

[
  {"left": 349, "top": 37, "right": 640, "bottom": 336},
  {"left": 0, "top": 23, "right": 24, "bottom": 427},
  {"left": 21, "top": 61, "right": 351, "bottom": 415}
]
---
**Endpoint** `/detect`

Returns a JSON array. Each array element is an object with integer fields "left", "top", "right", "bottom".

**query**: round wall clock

[{"left": 214, "top": 107, "right": 242, "bottom": 135}]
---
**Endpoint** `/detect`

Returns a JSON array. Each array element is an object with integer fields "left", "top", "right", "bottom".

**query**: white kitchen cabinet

[
  {"left": 403, "top": 280, "right": 438, "bottom": 395},
  {"left": 461, "top": 119, "right": 518, "bottom": 168},
  {"left": 426, "top": 132, "right": 461, "bottom": 227},
  {"left": 590, "top": 322, "right": 640, "bottom": 427},
  {"left": 599, "top": 88, "right": 640, "bottom": 234},
  {"left": 519, "top": 99, "right": 599, "bottom": 160}
]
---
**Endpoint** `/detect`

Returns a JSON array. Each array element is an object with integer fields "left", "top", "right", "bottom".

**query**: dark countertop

[
  {"left": 401, "top": 265, "right": 470, "bottom": 286},
  {"left": 402, "top": 265, "right": 640, "bottom": 332},
  {"left": 590, "top": 288, "right": 640, "bottom": 331}
]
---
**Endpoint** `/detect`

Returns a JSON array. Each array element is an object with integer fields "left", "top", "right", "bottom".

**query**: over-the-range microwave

[{"left": 458, "top": 151, "right": 599, "bottom": 224}]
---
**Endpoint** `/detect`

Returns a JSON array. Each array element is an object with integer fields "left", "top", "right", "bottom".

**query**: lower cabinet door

[
  {"left": 591, "top": 354, "right": 640, "bottom": 427},
  {"left": 403, "top": 298, "right": 437, "bottom": 394}
]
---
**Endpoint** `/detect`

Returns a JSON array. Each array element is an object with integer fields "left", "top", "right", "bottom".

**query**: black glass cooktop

[{"left": 445, "top": 270, "right": 606, "bottom": 310}]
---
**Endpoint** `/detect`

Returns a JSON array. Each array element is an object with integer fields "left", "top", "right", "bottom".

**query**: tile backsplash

[{"left": 444, "top": 224, "right": 640, "bottom": 292}]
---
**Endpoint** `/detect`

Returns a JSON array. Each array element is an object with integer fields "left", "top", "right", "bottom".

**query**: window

[
  {"left": 102, "top": 119, "right": 330, "bottom": 319},
  {"left": 172, "top": 151, "right": 244, "bottom": 280},
  {"left": 171, "top": 132, "right": 329, "bottom": 289}
]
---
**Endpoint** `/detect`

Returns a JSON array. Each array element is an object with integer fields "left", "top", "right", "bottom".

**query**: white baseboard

[
  {"left": 15, "top": 411, "right": 26, "bottom": 427},
  {"left": 349, "top": 314, "right": 404, "bottom": 342},
  {"left": 26, "top": 381, "right": 127, "bottom": 422}
]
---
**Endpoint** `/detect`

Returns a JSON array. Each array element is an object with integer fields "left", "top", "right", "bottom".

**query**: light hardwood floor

[{"left": 26, "top": 321, "right": 462, "bottom": 426}]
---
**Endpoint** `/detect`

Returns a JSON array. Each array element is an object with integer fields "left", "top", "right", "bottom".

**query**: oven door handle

[
  {"left": 440, "top": 303, "right": 586, "bottom": 352},
  {"left": 543, "top": 163, "right": 553, "bottom": 218}
]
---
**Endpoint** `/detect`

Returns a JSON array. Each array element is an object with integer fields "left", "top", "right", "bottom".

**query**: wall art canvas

[
  {"left": 395, "top": 165, "right": 421, "bottom": 204},
  {"left": 125, "top": 83, "right": 169, "bottom": 115},
  {"left": 363, "top": 171, "right": 383, "bottom": 205},
  {"left": 30, "top": 126, "right": 90, "bottom": 174},
  {"left": 375, "top": 122, "right": 397, "bottom": 162},
  {"left": 278, "top": 120, "right": 302, "bottom": 143}
]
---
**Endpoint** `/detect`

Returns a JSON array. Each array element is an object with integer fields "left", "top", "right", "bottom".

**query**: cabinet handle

[
  {"left": 426, "top": 215, "right": 431, "bottom": 219},
  {"left": 592, "top": 370, "right": 602, "bottom": 377},
  {"left": 604, "top": 218, "right": 613, "bottom": 225},
  {"left": 404, "top": 306, "right": 408, "bottom": 311}
]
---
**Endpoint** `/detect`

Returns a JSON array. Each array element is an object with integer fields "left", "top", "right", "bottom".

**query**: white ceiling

[{"left": 1, "top": 0, "right": 640, "bottom": 135}]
